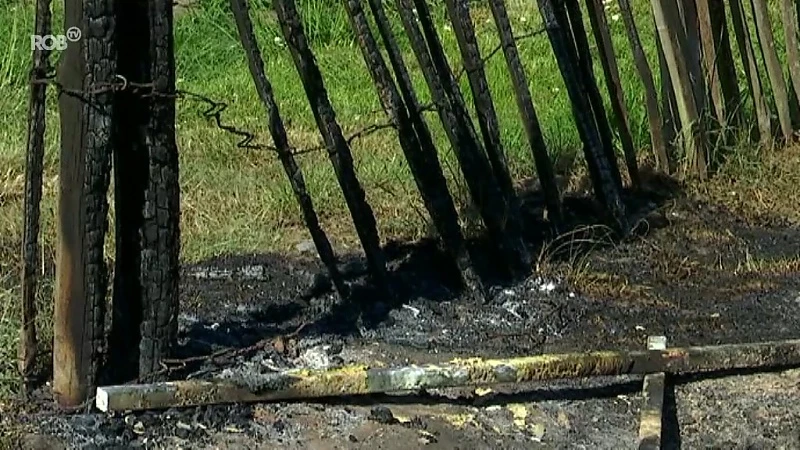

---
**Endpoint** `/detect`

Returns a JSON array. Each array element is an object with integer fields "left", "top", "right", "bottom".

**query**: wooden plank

[
  {"left": 638, "top": 373, "right": 666, "bottom": 449},
  {"left": 273, "top": 0, "right": 392, "bottom": 297},
  {"left": 536, "top": 0, "right": 628, "bottom": 234},
  {"left": 696, "top": 0, "right": 726, "bottom": 127},
  {"left": 638, "top": 336, "right": 667, "bottom": 449},
  {"left": 443, "top": 0, "right": 520, "bottom": 216},
  {"left": 708, "top": 0, "right": 743, "bottom": 127},
  {"left": 398, "top": 0, "right": 532, "bottom": 277},
  {"left": 563, "top": 0, "right": 625, "bottom": 192},
  {"left": 53, "top": 0, "right": 116, "bottom": 408},
  {"left": 365, "top": 0, "right": 484, "bottom": 298},
  {"left": 96, "top": 338, "right": 800, "bottom": 412},
  {"left": 343, "top": 0, "right": 485, "bottom": 296}
]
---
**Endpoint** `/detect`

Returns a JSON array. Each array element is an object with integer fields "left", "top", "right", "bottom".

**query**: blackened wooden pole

[
  {"left": 729, "top": 0, "right": 771, "bottom": 145},
  {"left": 443, "top": 0, "right": 521, "bottom": 213},
  {"left": 109, "top": 0, "right": 151, "bottom": 382},
  {"left": 342, "top": 0, "right": 482, "bottom": 296},
  {"left": 230, "top": 0, "right": 348, "bottom": 299},
  {"left": 617, "top": 0, "right": 670, "bottom": 172},
  {"left": 562, "top": 0, "right": 625, "bottom": 191},
  {"left": 136, "top": 0, "right": 182, "bottom": 379},
  {"left": 53, "top": 0, "right": 115, "bottom": 408},
  {"left": 20, "top": 0, "right": 52, "bottom": 387},
  {"left": 536, "top": 0, "right": 628, "bottom": 234},
  {"left": 488, "top": 0, "right": 563, "bottom": 224},
  {"left": 585, "top": 0, "right": 640, "bottom": 189},
  {"left": 273, "top": 0, "right": 392, "bottom": 295},
  {"left": 402, "top": 0, "right": 532, "bottom": 276}
]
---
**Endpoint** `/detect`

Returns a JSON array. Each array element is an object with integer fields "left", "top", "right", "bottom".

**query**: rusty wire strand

[{"left": 28, "top": 26, "right": 545, "bottom": 157}]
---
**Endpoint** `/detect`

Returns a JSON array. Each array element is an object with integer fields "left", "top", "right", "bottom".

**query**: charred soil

[{"left": 4, "top": 163, "right": 800, "bottom": 449}]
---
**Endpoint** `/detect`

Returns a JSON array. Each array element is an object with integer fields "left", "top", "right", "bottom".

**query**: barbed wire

[{"left": 28, "top": 26, "right": 546, "bottom": 157}]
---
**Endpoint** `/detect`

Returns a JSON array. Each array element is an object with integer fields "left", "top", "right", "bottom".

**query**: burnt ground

[{"left": 3, "top": 171, "right": 800, "bottom": 449}]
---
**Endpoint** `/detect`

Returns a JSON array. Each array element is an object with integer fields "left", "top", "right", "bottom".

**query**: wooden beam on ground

[
  {"left": 638, "top": 336, "right": 667, "bottom": 449},
  {"left": 96, "top": 338, "right": 800, "bottom": 412}
]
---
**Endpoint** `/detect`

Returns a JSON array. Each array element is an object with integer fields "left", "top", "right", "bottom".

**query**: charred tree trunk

[
  {"left": 230, "top": 0, "right": 348, "bottom": 299},
  {"left": 562, "top": 0, "right": 625, "bottom": 191},
  {"left": 443, "top": 0, "right": 522, "bottom": 216},
  {"left": 616, "top": 0, "right": 670, "bottom": 172},
  {"left": 398, "top": 0, "right": 532, "bottom": 277},
  {"left": 108, "top": 0, "right": 181, "bottom": 381},
  {"left": 20, "top": 0, "right": 52, "bottom": 388},
  {"left": 730, "top": 0, "right": 771, "bottom": 145},
  {"left": 344, "top": 0, "right": 483, "bottom": 296},
  {"left": 536, "top": 0, "right": 628, "bottom": 234},
  {"left": 273, "top": 0, "right": 392, "bottom": 295},
  {"left": 53, "top": 0, "right": 115, "bottom": 408},
  {"left": 585, "top": 0, "right": 640, "bottom": 189},
  {"left": 750, "top": 0, "right": 793, "bottom": 142},
  {"left": 488, "top": 0, "right": 563, "bottom": 224},
  {"left": 138, "top": 0, "right": 182, "bottom": 381},
  {"left": 108, "top": 0, "right": 148, "bottom": 382}
]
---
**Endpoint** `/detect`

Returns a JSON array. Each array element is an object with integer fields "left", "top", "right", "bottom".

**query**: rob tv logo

[{"left": 31, "top": 27, "right": 81, "bottom": 51}]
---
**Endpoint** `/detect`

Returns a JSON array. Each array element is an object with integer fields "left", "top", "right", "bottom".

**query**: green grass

[{"left": 0, "top": 0, "right": 795, "bottom": 403}]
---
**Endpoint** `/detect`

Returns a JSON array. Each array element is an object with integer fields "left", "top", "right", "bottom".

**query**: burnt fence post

[{"left": 273, "top": 0, "right": 393, "bottom": 297}]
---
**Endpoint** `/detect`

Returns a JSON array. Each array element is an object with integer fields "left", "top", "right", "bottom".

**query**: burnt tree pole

[
  {"left": 20, "top": 0, "right": 53, "bottom": 389},
  {"left": 53, "top": 0, "right": 116, "bottom": 408},
  {"left": 343, "top": 0, "right": 483, "bottom": 296},
  {"left": 108, "top": 0, "right": 181, "bottom": 381},
  {"left": 230, "top": 0, "right": 348, "bottom": 299},
  {"left": 273, "top": 0, "right": 393, "bottom": 297},
  {"left": 397, "top": 0, "right": 532, "bottom": 277},
  {"left": 536, "top": 0, "right": 628, "bottom": 233},
  {"left": 585, "top": 0, "right": 640, "bottom": 189},
  {"left": 487, "top": 0, "right": 563, "bottom": 224}
]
